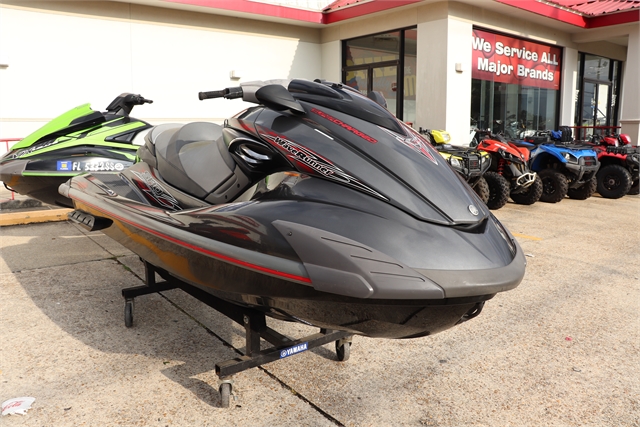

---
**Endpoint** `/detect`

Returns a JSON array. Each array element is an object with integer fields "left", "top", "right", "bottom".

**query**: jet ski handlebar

[
  {"left": 198, "top": 80, "right": 291, "bottom": 103},
  {"left": 129, "top": 94, "right": 153, "bottom": 105},
  {"left": 105, "top": 93, "right": 153, "bottom": 116},
  {"left": 198, "top": 87, "right": 243, "bottom": 101}
]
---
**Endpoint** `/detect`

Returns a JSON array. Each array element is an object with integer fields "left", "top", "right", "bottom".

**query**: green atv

[{"left": 421, "top": 129, "right": 492, "bottom": 203}]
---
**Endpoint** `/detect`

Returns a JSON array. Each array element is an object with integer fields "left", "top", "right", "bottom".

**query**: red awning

[
  {"left": 546, "top": 0, "right": 640, "bottom": 16},
  {"left": 495, "top": 0, "right": 639, "bottom": 27},
  {"left": 162, "top": 0, "right": 639, "bottom": 27}
]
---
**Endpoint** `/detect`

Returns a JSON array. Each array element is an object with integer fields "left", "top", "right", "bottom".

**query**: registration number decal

[{"left": 57, "top": 161, "right": 127, "bottom": 172}]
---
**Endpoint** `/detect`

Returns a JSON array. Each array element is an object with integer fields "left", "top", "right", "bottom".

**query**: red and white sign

[{"left": 472, "top": 29, "right": 562, "bottom": 90}]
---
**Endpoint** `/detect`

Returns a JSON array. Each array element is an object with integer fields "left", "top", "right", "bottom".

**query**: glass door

[
  {"left": 574, "top": 53, "right": 623, "bottom": 139},
  {"left": 595, "top": 83, "right": 610, "bottom": 127},
  {"left": 581, "top": 80, "right": 611, "bottom": 135}
]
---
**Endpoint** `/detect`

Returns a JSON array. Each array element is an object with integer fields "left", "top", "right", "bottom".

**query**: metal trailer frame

[{"left": 121, "top": 261, "right": 353, "bottom": 407}]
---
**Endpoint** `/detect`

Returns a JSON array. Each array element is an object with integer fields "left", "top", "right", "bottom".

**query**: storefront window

[
  {"left": 345, "top": 31, "right": 400, "bottom": 66},
  {"left": 471, "top": 80, "right": 558, "bottom": 138},
  {"left": 470, "top": 28, "right": 561, "bottom": 138},
  {"left": 342, "top": 28, "right": 416, "bottom": 122}
]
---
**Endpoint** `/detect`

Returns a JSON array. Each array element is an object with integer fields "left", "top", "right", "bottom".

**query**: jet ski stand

[{"left": 121, "top": 261, "right": 354, "bottom": 408}]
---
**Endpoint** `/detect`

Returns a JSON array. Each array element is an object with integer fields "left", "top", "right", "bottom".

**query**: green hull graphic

[{"left": 11, "top": 103, "right": 95, "bottom": 150}]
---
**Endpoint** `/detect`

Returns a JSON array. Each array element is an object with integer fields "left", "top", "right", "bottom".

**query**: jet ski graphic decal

[
  {"left": 15, "top": 140, "right": 59, "bottom": 159},
  {"left": 311, "top": 108, "right": 377, "bottom": 143},
  {"left": 259, "top": 129, "right": 388, "bottom": 201},
  {"left": 131, "top": 170, "right": 182, "bottom": 210},
  {"left": 380, "top": 125, "right": 439, "bottom": 165}
]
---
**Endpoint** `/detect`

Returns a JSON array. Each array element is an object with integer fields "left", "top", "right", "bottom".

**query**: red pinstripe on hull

[{"left": 73, "top": 194, "right": 313, "bottom": 285}]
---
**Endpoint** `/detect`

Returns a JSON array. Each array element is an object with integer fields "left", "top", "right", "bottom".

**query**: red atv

[
  {"left": 473, "top": 130, "right": 542, "bottom": 209},
  {"left": 588, "top": 133, "right": 639, "bottom": 198}
]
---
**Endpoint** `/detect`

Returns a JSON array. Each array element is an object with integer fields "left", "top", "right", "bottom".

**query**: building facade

[{"left": 1, "top": 0, "right": 638, "bottom": 148}]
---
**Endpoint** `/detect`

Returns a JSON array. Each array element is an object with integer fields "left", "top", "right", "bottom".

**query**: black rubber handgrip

[
  {"left": 135, "top": 96, "right": 153, "bottom": 105},
  {"left": 199, "top": 90, "right": 227, "bottom": 100}
]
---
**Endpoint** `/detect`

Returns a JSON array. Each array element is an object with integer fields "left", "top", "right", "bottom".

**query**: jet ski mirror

[
  {"left": 367, "top": 91, "right": 387, "bottom": 108},
  {"left": 255, "top": 84, "right": 305, "bottom": 114}
]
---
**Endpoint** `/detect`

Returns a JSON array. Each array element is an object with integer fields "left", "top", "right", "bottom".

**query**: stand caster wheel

[
  {"left": 219, "top": 382, "right": 232, "bottom": 408},
  {"left": 124, "top": 299, "right": 134, "bottom": 328},
  {"left": 335, "top": 340, "right": 351, "bottom": 362}
]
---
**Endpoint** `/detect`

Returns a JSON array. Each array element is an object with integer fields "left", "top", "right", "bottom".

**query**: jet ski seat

[
  {"left": 138, "top": 122, "right": 250, "bottom": 203},
  {"left": 139, "top": 123, "right": 183, "bottom": 170}
]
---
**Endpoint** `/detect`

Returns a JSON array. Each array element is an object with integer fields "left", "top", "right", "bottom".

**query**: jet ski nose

[
  {"left": 274, "top": 216, "right": 524, "bottom": 300},
  {"left": 273, "top": 220, "right": 446, "bottom": 300}
]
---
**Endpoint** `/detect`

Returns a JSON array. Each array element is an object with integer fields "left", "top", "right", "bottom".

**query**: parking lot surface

[{"left": 1, "top": 194, "right": 638, "bottom": 426}]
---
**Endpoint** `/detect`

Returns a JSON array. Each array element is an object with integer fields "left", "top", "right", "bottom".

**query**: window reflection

[
  {"left": 343, "top": 28, "right": 416, "bottom": 122},
  {"left": 584, "top": 55, "right": 610, "bottom": 81},
  {"left": 403, "top": 29, "right": 417, "bottom": 126},
  {"left": 345, "top": 32, "right": 401, "bottom": 66}
]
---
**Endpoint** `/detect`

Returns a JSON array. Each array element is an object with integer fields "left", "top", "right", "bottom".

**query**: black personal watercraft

[
  {"left": 60, "top": 79, "right": 525, "bottom": 339},
  {"left": 0, "top": 93, "right": 153, "bottom": 207}
]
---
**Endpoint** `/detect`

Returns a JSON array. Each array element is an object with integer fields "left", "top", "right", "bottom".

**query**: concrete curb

[
  {"left": 0, "top": 191, "right": 71, "bottom": 226},
  {"left": 0, "top": 208, "right": 71, "bottom": 227}
]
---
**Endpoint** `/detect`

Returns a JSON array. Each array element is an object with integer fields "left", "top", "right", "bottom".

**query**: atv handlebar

[{"left": 198, "top": 87, "right": 243, "bottom": 101}]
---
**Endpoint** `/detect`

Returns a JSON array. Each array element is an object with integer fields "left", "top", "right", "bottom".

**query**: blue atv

[{"left": 517, "top": 128, "right": 600, "bottom": 203}]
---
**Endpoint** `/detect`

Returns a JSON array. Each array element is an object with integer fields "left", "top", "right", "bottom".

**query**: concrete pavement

[{"left": 1, "top": 194, "right": 638, "bottom": 426}]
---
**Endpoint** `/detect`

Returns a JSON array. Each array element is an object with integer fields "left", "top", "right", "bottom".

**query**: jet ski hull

[
  {"left": 69, "top": 198, "right": 491, "bottom": 338},
  {"left": 59, "top": 79, "right": 525, "bottom": 340},
  {"left": 61, "top": 167, "right": 523, "bottom": 339},
  {"left": 2, "top": 167, "right": 74, "bottom": 207},
  {"left": 1, "top": 156, "right": 135, "bottom": 207}
]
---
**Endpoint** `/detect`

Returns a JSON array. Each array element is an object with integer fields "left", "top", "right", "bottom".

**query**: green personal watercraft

[{"left": 0, "top": 93, "right": 153, "bottom": 207}]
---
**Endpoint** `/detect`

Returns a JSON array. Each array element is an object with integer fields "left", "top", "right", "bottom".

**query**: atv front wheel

[
  {"left": 510, "top": 175, "right": 542, "bottom": 205},
  {"left": 597, "top": 165, "right": 632, "bottom": 199},
  {"left": 473, "top": 176, "right": 490, "bottom": 204},
  {"left": 483, "top": 171, "right": 509, "bottom": 210},
  {"left": 568, "top": 176, "right": 597, "bottom": 200},
  {"left": 539, "top": 169, "right": 568, "bottom": 203}
]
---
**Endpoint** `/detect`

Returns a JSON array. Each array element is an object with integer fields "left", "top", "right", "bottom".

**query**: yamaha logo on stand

[{"left": 279, "top": 342, "right": 309, "bottom": 359}]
